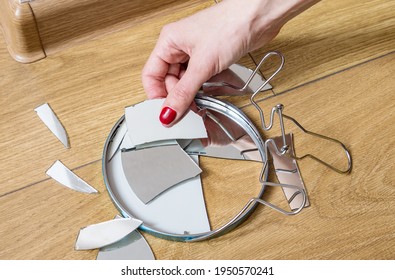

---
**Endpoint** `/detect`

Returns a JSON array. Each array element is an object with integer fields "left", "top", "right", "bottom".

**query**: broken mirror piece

[
  {"left": 184, "top": 108, "right": 261, "bottom": 161},
  {"left": 229, "top": 64, "right": 272, "bottom": 92},
  {"left": 119, "top": 130, "right": 135, "bottom": 151},
  {"left": 97, "top": 216, "right": 155, "bottom": 260},
  {"left": 121, "top": 143, "right": 202, "bottom": 204},
  {"left": 107, "top": 147, "right": 210, "bottom": 234},
  {"left": 185, "top": 139, "right": 260, "bottom": 161},
  {"left": 201, "top": 63, "right": 272, "bottom": 96},
  {"left": 176, "top": 139, "right": 193, "bottom": 149},
  {"left": 125, "top": 99, "right": 207, "bottom": 146},
  {"left": 268, "top": 134, "right": 310, "bottom": 210},
  {"left": 108, "top": 121, "right": 128, "bottom": 161},
  {"left": 75, "top": 217, "right": 142, "bottom": 250},
  {"left": 46, "top": 160, "right": 98, "bottom": 194},
  {"left": 34, "top": 103, "right": 69, "bottom": 148},
  {"left": 104, "top": 118, "right": 210, "bottom": 234},
  {"left": 97, "top": 230, "right": 155, "bottom": 260}
]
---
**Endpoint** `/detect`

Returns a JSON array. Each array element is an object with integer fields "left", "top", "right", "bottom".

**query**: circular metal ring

[{"left": 102, "top": 96, "right": 268, "bottom": 241}]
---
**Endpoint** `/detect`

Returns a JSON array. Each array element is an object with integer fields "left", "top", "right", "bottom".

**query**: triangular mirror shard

[
  {"left": 75, "top": 217, "right": 142, "bottom": 250},
  {"left": 46, "top": 160, "right": 98, "bottom": 194},
  {"left": 97, "top": 216, "right": 154, "bottom": 260},
  {"left": 34, "top": 103, "right": 69, "bottom": 148}
]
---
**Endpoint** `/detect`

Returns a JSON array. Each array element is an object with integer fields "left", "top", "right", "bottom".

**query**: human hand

[{"left": 142, "top": 0, "right": 319, "bottom": 126}]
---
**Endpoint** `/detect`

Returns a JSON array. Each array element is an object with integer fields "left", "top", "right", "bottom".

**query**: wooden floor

[{"left": 0, "top": 0, "right": 394, "bottom": 259}]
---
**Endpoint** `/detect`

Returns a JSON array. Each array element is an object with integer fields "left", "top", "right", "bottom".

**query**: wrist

[
  {"left": 250, "top": 0, "right": 319, "bottom": 24},
  {"left": 241, "top": 0, "right": 320, "bottom": 50}
]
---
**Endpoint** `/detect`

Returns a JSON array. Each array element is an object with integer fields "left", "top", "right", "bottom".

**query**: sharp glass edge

[
  {"left": 200, "top": 63, "right": 272, "bottom": 96},
  {"left": 75, "top": 217, "right": 143, "bottom": 250},
  {"left": 46, "top": 160, "right": 98, "bottom": 194},
  {"left": 125, "top": 99, "right": 208, "bottom": 146},
  {"left": 96, "top": 215, "right": 155, "bottom": 260},
  {"left": 34, "top": 103, "right": 70, "bottom": 148},
  {"left": 121, "top": 143, "right": 202, "bottom": 204}
]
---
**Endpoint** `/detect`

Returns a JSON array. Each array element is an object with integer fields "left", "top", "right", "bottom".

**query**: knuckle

[
  {"left": 171, "top": 84, "right": 192, "bottom": 104},
  {"left": 160, "top": 23, "right": 175, "bottom": 37}
]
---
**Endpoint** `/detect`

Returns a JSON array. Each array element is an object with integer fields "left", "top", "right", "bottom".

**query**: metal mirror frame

[{"left": 102, "top": 95, "right": 268, "bottom": 242}]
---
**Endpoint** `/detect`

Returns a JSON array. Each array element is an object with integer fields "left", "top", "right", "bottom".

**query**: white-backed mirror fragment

[
  {"left": 75, "top": 217, "right": 142, "bottom": 250},
  {"left": 121, "top": 144, "right": 202, "bottom": 204},
  {"left": 34, "top": 103, "right": 70, "bottom": 148},
  {"left": 125, "top": 99, "right": 207, "bottom": 146},
  {"left": 46, "top": 160, "right": 98, "bottom": 194},
  {"left": 229, "top": 64, "right": 272, "bottom": 92},
  {"left": 97, "top": 216, "right": 155, "bottom": 260}
]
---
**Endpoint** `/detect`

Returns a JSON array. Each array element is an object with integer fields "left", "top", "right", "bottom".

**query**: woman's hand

[{"left": 142, "top": 0, "right": 319, "bottom": 126}]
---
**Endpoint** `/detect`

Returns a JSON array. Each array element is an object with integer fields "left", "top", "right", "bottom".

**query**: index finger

[{"left": 141, "top": 52, "right": 169, "bottom": 99}]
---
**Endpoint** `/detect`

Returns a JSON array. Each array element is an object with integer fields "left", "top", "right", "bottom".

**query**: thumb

[{"left": 159, "top": 61, "right": 212, "bottom": 126}]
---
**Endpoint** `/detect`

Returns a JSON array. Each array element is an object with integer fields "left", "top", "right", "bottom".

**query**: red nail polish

[{"left": 159, "top": 107, "right": 177, "bottom": 125}]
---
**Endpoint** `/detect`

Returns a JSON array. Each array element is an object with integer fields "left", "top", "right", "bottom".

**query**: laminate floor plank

[
  {"left": 0, "top": 2, "right": 212, "bottom": 196},
  {"left": 243, "top": 0, "right": 395, "bottom": 98},
  {"left": 1, "top": 53, "right": 393, "bottom": 259}
]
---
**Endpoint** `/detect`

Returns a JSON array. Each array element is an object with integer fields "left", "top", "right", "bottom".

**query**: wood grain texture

[
  {"left": 0, "top": 161, "right": 112, "bottom": 260},
  {"left": 236, "top": 0, "right": 395, "bottom": 102},
  {"left": 0, "top": 0, "right": 394, "bottom": 260},
  {"left": 146, "top": 53, "right": 395, "bottom": 260},
  {"left": 0, "top": 1, "right": 393, "bottom": 197},
  {"left": 0, "top": 0, "right": 45, "bottom": 63},
  {"left": 0, "top": 53, "right": 393, "bottom": 260},
  {"left": 0, "top": 2, "right": 211, "bottom": 196},
  {"left": 28, "top": 0, "right": 209, "bottom": 57},
  {"left": 0, "top": 0, "right": 210, "bottom": 63}
]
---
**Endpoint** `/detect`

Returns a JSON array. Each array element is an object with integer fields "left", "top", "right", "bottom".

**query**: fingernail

[{"left": 159, "top": 106, "right": 177, "bottom": 125}]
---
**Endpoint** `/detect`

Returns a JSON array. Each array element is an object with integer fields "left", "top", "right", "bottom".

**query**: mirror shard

[
  {"left": 121, "top": 144, "right": 202, "bottom": 204},
  {"left": 75, "top": 217, "right": 143, "bottom": 250},
  {"left": 34, "top": 103, "right": 70, "bottom": 148},
  {"left": 125, "top": 99, "right": 207, "bottom": 146},
  {"left": 46, "top": 160, "right": 98, "bottom": 194},
  {"left": 96, "top": 216, "right": 155, "bottom": 260}
]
